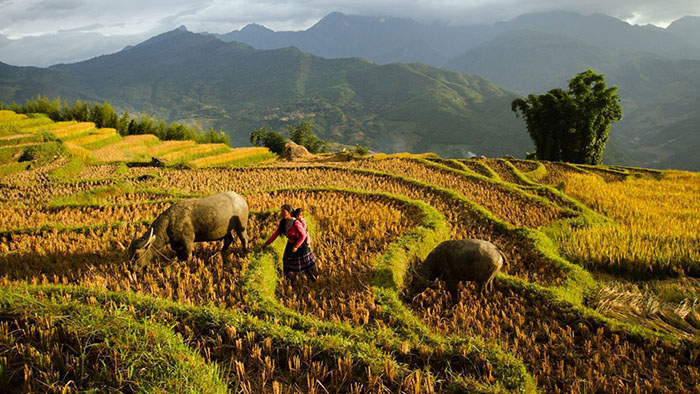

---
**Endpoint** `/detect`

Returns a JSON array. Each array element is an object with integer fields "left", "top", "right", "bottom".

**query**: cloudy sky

[
  {"left": 2, "top": 0, "right": 700, "bottom": 38},
  {"left": 1, "top": 0, "right": 699, "bottom": 66}
]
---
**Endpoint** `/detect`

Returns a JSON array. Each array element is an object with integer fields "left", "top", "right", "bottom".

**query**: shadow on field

[{"left": 0, "top": 247, "right": 128, "bottom": 282}]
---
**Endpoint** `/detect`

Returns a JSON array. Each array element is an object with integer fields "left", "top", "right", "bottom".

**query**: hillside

[
  {"left": 1, "top": 114, "right": 698, "bottom": 392},
  {"left": 0, "top": 28, "right": 531, "bottom": 158}
]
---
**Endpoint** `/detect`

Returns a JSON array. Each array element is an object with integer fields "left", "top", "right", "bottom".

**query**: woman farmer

[{"left": 264, "top": 204, "right": 318, "bottom": 281}]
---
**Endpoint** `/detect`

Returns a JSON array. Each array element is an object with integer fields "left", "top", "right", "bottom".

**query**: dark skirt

[{"left": 283, "top": 241, "right": 316, "bottom": 272}]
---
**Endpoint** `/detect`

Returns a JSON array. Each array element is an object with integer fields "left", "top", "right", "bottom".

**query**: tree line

[
  {"left": 0, "top": 95, "right": 229, "bottom": 145},
  {"left": 250, "top": 121, "right": 328, "bottom": 154}
]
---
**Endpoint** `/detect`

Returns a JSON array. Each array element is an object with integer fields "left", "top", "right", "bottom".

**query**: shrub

[{"left": 250, "top": 127, "right": 287, "bottom": 154}]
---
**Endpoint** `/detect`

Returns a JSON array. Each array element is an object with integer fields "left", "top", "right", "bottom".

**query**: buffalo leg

[
  {"left": 237, "top": 228, "right": 249, "bottom": 252},
  {"left": 174, "top": 238, "right": 194, "bottom": 261},
  {"left": 221, "top": 234, "right": 234, "bottom": 254},
  {"left": 446, "top": 279, "right": 460, "bottom": 301},
  {"left": 231, "top": 217, "right": 249, "bottom": 253},
  {"left": 176, "top": 245, "right": 192, "bottom": 261}
]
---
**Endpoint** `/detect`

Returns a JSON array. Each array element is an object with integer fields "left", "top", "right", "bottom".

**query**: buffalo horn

[{"left": 144, "top": 228, "right": 156, "bottom": 249}]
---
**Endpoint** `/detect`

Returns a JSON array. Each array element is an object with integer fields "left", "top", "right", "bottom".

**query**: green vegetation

[
  {"left": 18, "top": 141, "right": 66, "bottom": 164},
  {"left": 512, "top": 70, "right": 622, "bottom": 164},
  {"left": 287, "top": 121, "right": 327, "bottom": 153},
  {"left": 48, "top": 157, "right": 85, "bottom": 180},
  {"left": 6, "top": 95, "right": 229, "bottom": 145},
  {"left": 250, "top": 127, "right": 288, "bottom": 154},
  {"left": 0, "top": 286, "right": 227, "bottom": 393},
  {"left": 0, "top": 161, "right": 30, "bottom": 176},
  {"left": 250, "top": 121, "right": 327, "bottom": 154},
  {"left": 353, "top": 144, "right": 369, "bottom": 156}
]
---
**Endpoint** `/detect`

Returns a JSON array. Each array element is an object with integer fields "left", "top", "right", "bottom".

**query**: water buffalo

[
  {"left": 406, "top": 239, "right": 505, "bottom": 297},
  {"left": 128, "top": 191, "right": 249, "bottom": 270}
]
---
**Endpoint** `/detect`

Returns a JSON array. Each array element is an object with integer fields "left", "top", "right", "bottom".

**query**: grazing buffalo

[
  {"left": 128, "top": 191, "right": 249, "bottom": 270},
  {"left": 406, "top": 239, "right": 505, "bottom": 297}
]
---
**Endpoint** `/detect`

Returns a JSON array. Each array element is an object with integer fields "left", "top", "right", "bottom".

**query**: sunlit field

[{"left": 1, "top": 111, "right": 698, "bottom": 392}]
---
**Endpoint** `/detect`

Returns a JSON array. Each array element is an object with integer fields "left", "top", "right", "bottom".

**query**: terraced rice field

[{"left": 0, "top": 110, "right": 698, "bottom": 392}]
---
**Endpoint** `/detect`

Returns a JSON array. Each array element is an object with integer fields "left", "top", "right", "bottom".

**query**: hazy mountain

[
  {"left": 443, "top": 29, "right": 700, "bottom": 99},
  {"left": 614, "top": 95, "right": 700, "bottom": 171},
  {"left": 215, "top": 12, "right": 490, "bottom": 67},
  {"left": 487, "top": 12, "right": 700, "bottom": 60},
  {"left": 2, "top": 11, "right": 699, "bottom": 69},
  {"left": 666, "top": 16, "right": 700, "bottom": 39},
  {"left": 0, "top": 61, "right": 96, "bottom": 101},
  {"left": 215, "top": 11, "right": 700, "bottom": 67},
  {"left": 0, "top": 31, "right": 147, "bottom": 67},
  {"left": 2, "top": 11, "right": 699, "bottom": 169},
  {"left": 443, "top": 30, "right": 631, "bottom": 95},
  {"left": 1, "top": 29, "right": 530, "bottom": 158},
  {"left": 443, "top": 28, "right": 700, "bottom": 170}
]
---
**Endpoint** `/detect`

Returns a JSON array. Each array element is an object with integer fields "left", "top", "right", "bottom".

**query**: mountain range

[
  {"left": 1, "top": 11, "right": 699, "bottom": 170},
  {"left": 217, "top": 11, "right": 700, "bottom": 67},
  {"left": 0, "top": 27, "right": 528, "bottom": 158},
  {"left": 217, "top": 11, "right": 700, "bottom": 170}
]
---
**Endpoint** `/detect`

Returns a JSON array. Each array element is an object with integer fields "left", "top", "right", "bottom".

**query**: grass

[
  {"left": 189, "top": 147, "right": 276, "bottom": 168},
  {"left": 49, "top": 157, "right": 85, "bottom": 180},
  {"left": 0, "top": 145, "right": 27, "bottom": 164},
  {"left": 51, "top": 122, "right": 96, "bottom": 139},
  {"left": 70, "top": 128, "right": 121, "bottom": 149},
  {"left": 0, "top": 161, "right": 30, "bottom": 176},
  {"left": 17, "top": 141, "right": 66, "bottom": 164},
  {"left": 48, "top": 183, "right": 136, "bottom": 208},
  {"left": 158, "top": 143, "right": 230, "bottom": 163},
  {"left": 245, "top": 190, "right": 534, "bottom": 392},
  {"left": 0, "top": 285, "right": 228, "bottom": 393},
  {"left": 0, "top": 133, "right": 44, "bottom": 147}
]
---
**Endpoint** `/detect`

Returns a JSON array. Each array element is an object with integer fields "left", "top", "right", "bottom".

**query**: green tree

[
  {"left": 287, "top": 121, "right": 326, "bottom": 154},
  {"left": 354, "top": 144, "right": 369, "bottom": 156},
  {"left": 117, "top": 111, "right": 130, "bottom": 135},
  {"left": 250, "top": 127, "right": 287, "bottom": 154},
  {"left": 511, "top": 69, "right": 622, "bottom": 164},
  {"left": 198, "top": 128, "right": 230, "bottom": 145}
]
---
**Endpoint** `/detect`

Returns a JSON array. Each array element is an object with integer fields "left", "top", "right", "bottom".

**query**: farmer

[
  {"left": 292, "top": 207, "right": 310, "bottom": 247},
  {"left": 264, "top": 204, "right": 318, "bottom": 281}
]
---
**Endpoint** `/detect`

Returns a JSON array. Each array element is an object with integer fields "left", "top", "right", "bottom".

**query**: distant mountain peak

[
  {"left": 129, "top": 27, "right": 216, "bottom": 52},
  {"left": 310, "top": 12, "right": 349, "bottom": 30},
  {"left": 322, "top": 11, "right": 346, "bottom": 20},
  {"left": 240, "top": 23, "right": 273, "bottom": 33},
  {"left": 175, "top": 25, "right": 188, "bottom": 32},
  {"left": 667, "top": 15, "right": 700, "bottom": 35}
]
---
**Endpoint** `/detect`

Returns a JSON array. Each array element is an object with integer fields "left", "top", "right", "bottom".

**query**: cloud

[
  {"left": 0, "top": 0, "right": 698, "bottom": 51},
  {"left": 3, "top": 0, "right": 700, "bottom": 38},
  {"left": 28, "top": 0, "right": 84, "bottom": 12}
]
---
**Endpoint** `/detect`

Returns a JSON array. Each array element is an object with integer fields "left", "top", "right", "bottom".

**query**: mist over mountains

[{"left": 1, "top": 11, "right": 699, "bottom": 170}]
